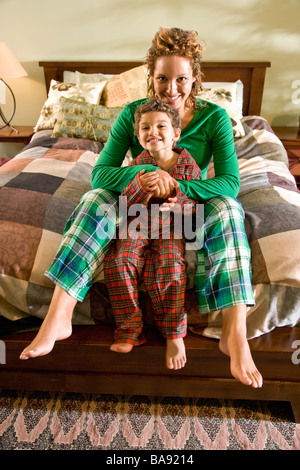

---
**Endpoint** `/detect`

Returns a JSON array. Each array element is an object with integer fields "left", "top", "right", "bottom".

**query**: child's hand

[
  {"left": 139, "top": 169, "right": 159, "bottom": 192},
  {"left": 159, "top": 179, "right": 179, "bottom": 211}
]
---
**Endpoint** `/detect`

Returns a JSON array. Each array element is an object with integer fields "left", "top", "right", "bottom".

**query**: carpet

[{"left": 0, "top": 390, "right": 299, "bottom": 450}]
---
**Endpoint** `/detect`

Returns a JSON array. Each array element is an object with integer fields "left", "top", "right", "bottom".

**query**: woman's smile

[{"left": 163, "top": 94, "right": 182, "bottom": 105}]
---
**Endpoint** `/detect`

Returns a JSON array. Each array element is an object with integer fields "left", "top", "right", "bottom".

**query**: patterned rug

[{"left": 0, "top": 390, "right": 299, "bottom": 450}]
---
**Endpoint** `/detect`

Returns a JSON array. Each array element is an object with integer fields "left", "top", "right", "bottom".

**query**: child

[{"left": 104, "top": 99, "right": 201, "bottom": 370}]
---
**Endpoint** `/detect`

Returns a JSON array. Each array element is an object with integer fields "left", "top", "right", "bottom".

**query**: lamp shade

[{"left": 0, "top": 42, "right": 27, "bottom": 79}]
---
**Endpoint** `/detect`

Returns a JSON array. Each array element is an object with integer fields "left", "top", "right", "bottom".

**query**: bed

[{"left": 1, "top": 60, "right": 300, "bottom": 423}]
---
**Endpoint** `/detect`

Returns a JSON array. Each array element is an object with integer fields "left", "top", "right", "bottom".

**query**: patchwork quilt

[{"left": 0, "top": 118, "right": 300, "bottom": 339}]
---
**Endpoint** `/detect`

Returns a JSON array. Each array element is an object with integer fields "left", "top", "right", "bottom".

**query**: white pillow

[
  {"left": 203, "top": 80, "right": 244, "bottom": 118},
  {"left": 198, "top": 82, "right": 245, "bottom": 137},
  {"left": 63, "top": 70, "right": 76, "bottom": 82},
  {"left": 63, "top": 70, "right": 114, "bottom": 83}
]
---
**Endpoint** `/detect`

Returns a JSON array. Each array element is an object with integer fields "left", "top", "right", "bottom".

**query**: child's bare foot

[
  {"left": 19, "top": 286, "right": 75, "bottom": 360},
  {"left": 166, "top": 338, "right": 186, "bottom": 370},
  {"left": 110, "top": 343, "right": 133, "bottom": 353},
  {"left": 219, "top": 306, "right": 263, "bottom": 389}
]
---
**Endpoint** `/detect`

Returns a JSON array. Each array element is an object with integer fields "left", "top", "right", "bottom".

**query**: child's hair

[{"left": 134, "top": 98, "right": 181, "bottom": 136}]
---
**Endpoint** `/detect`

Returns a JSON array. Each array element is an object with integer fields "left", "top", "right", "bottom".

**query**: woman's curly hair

[{"left": 145, "top": 27, "right": 206, "bottom": 110}]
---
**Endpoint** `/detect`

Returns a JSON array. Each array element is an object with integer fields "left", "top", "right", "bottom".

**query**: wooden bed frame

[{"left": 1, "top": 60, "right": 300, "bottom": 423}]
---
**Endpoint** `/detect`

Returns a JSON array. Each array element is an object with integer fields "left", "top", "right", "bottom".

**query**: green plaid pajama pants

[{"left": 45, "top": 189, "right": 255, "bottom": 311}]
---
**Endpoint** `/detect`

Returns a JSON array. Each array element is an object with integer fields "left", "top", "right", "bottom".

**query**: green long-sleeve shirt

[{"left": 91, "top": 98, "right": 240, "bottom": 201}]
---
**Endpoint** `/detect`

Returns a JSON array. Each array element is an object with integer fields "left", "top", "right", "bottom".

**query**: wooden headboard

[{"left": 39, "top": 61, "right": 271, "bottom": 116}]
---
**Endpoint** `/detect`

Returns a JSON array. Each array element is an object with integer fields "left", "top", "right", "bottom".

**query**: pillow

[
  {"left": 51, "top": 96, "right": 122, "bottom": 142},
  {"left": 63, "top": 70, "right": 112, "bottom": 83},
  {"left": 35, "top": 79, "right": 107, "bottom": 132},
  {"left": 102, "top": 65, "right": 148, "bottom": 107},
  {"left": 203, "top": 80, "right": 244, "bottom": 118},
  {"left": 198, "top": 83, "right": 245, "bottom": 137}
]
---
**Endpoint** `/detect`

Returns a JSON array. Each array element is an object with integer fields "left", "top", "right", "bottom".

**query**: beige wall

[{"left": 0, "top": 0, "right": 299, "bottom": 158}]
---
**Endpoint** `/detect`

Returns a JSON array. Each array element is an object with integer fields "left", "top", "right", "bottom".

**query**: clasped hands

[{"left": 139, "top": 168, "right": 178, "bottom": 210}]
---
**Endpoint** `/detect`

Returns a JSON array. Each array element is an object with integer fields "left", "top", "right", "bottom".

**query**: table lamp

[{"left": 0, "top": 42, "right": 27, "bottom": 133}]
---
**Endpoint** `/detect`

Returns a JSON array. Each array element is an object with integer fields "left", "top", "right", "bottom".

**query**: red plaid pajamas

[{"left": 104, "top": 148, "right": 201, "bottom": 346}]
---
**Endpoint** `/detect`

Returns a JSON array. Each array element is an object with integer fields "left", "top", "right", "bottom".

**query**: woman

[{"left": 20, "top": 27, "right": 262, "bottom": 389}]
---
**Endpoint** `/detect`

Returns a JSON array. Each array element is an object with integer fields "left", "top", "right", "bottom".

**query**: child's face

[{"left": 137, "top": 111, "right": 180, "bottom": 155}]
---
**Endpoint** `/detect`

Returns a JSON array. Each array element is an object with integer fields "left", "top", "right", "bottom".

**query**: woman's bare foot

[
  {"left": 110, "top": 343, "right": 133, "bottom": 353},
  {"left": 166, "top": 338, "right": 186, "bottom": 370},
  {"left": 219, "top": 305, "right": 263, "bottom": 388},
  {"left": 19, "top": 286, "right": 76, "bottom": 360}
]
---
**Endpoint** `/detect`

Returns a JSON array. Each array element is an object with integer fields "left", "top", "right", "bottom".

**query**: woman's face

[{"left": 153, "top": 55, "right": 196, "bottom": 113}]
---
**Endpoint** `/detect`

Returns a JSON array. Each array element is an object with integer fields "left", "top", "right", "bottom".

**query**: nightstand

[
  {"left": 0, "top": 126, "right": 34, "bottom": 146},
  {"left": 272, "top": 126, "right": 300, "bottom": 188}
]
